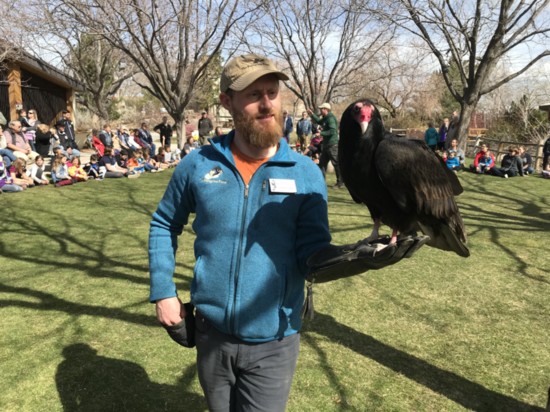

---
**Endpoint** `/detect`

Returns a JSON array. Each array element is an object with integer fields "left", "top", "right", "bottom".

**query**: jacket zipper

[
  {"left": 230, "top": 182, "right": 249, "bottom": 334},
  {"left": 229, "top": 164, "right": 268, "bottom": 334}
]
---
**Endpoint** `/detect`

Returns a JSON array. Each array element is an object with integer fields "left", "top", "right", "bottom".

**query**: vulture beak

[{"left": 360, "top": 121, "right": 369, "bottom": 134}]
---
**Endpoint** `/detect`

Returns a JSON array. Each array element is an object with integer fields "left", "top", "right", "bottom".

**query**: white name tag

[{"left": 269, "top": 178, "right": 297, "bottom": 194}]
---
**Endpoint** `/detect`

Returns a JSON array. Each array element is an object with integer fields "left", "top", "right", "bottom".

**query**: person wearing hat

[
  {"left": 307, "top": 102, "right": 344, "bottom": 188},
  {"left": 148, "top": 52, "right": 332, "bottom": 411},
  {"left": 58, "top": 110, "right": 77, "bottom": 147},
  {"left": 55, "top": 121, "right": 80, "bottom": 160},
  {"left": 197, "top": 111, "right": 214, "bottom": 146},
  {"left": 148, "top": 53, "right": 425, "bottom": 411}
]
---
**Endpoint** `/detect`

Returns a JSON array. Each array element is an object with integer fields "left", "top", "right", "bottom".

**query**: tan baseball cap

[
  {"left": 220, "top": 53, "right": 289, "bottom": 93},
  {"left": 318, "top": 103, "right": 331, "bottom": 110}
]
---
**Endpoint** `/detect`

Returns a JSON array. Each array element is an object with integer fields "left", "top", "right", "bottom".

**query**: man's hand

[
  {"left": 155, "top": 297, "right": 186, "bottom": 326},
  {"left": 306, "top": 235, "right": 430, "bottom": 283}
]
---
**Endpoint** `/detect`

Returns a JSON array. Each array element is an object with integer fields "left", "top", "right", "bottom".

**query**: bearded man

[
  {"left": 148, "top": 53, "right": 332, "bottom": 411},
  {"left": 149, "top": 53, "right": 428, "bottom": 411}
]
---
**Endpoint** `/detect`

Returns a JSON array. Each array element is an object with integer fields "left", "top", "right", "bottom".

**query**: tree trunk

[
  {"left": 456, "top": 103, "right": 477, "bottom": 151},
  {"left": 173, "top": 118, "right": 186, "bottom": 150}
]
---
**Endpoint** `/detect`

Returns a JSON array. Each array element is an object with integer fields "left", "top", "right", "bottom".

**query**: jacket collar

[{"left": 211, "top": 130, "right": 296, "bottom": 165}]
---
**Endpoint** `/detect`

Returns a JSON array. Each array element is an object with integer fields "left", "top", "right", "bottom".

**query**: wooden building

[
  {"left": 0, "top": 51, "right": 82, "bottom": 126},
  {"left": 539, "top": 103, "right": 550, "bottom": 121}
]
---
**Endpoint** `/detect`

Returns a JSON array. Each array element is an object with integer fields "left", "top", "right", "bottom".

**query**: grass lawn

[{"left": 0, "top": 167, "right": 548, "bottom": 411}]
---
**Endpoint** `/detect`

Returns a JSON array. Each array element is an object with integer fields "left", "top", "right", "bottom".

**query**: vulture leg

[
  {"left": 366, "top": 219, "right": 382, "bottom": 242},
  {"left": 390, "top": 229, "right": 398, "bottom": 245}
]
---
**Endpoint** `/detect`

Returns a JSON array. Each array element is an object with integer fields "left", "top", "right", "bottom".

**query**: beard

[{"left": 232, "top": 107, "right": 283, "bottom": 149}]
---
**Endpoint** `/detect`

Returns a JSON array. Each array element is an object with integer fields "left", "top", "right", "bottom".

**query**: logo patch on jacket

[{"left": 202, "top": 167, "right": 227, "bottom": 184}]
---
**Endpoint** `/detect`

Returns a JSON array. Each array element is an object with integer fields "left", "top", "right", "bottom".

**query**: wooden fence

[{"left": 389, "top": 127, "right": 547, "bottom": 171}]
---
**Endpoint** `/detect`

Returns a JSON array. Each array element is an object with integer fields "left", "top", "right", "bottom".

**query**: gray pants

[{"left": 195, "top": 311, "right": 300, "bottom": 412}]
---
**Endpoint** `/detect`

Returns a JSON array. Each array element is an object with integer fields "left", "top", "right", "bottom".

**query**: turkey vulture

[{"left": 338, "top": 99, "right": 469, "bottom": 257}]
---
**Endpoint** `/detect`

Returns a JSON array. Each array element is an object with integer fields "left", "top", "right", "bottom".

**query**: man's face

[
  {"left": 64, "top": 112, "right": 72, "bottom": 121},
  {"left": 302, "top": 112, "right": 307, "bottom": 118},
  {"left": 220, "top": 74, "right": 283, "bottom": 149},
  {"left": 10, "top": 122, "right": 22, "bottom": 132},
  {"left": 320, "top": 108, "right": 328, "bottom": 116}
]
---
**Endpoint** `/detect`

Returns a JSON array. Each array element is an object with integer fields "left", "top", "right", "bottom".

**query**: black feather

[{"left": 339, "top": 98, "right": 469, "bottom": 257}]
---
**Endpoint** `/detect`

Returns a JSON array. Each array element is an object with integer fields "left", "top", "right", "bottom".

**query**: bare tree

[
  {"left": 36, "top": 30, "right": 135, "bottom": 123},
  {"left": 247, "top": 0, "right": 395, "bottom": 111},
  {"left": 350, "top": 40, "right": 436, "bottom": 119},
  {"left": 40, "top": 0, "right": 261, "bottom": 148},
  {"left": 0, "top": 1, "right": 26, "bottom": 70},
  {"left": 375, "top": 0, "right": 550, "bottom": 147}
]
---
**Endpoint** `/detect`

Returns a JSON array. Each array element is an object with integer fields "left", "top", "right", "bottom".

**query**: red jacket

[{"left": 473, "top": 151, "right": 495, "bottom": 168}]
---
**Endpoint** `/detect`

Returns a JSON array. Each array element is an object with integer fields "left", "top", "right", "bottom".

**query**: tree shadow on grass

[
  {"left": 0, "top": 184, "right": 194, "bottom": 327},
  {"left": 304, "top": 312, "right": 545, "bottom": 411},
  {"left": 0, "top": 283, "right": 158, "bottom": 327},
  {"left": 458, "top": 176, "right": 550, "bottom": 284},
  {"left": 329, "top": 174, "right": 550, "bottom": 284},
  {"left": 56, "top": 343, "right": 206, "bottom": 411}
]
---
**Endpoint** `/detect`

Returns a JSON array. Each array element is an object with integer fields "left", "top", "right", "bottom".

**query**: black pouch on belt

[{"left": 163, "top": 302, "right": 196, "bottom": 348}]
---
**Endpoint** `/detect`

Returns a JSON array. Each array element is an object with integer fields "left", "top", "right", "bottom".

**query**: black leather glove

[{"left": 306, "top": 235, "right": 430, "bottom": 284}]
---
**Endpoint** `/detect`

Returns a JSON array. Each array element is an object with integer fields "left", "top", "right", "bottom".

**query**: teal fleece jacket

[{"left": 149, "top": 132, "right": 331, "bottom": 342}]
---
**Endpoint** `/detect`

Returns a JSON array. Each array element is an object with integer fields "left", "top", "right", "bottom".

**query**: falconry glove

[{"left": 302, "top": 235, "right": 430, "bottom": 319}]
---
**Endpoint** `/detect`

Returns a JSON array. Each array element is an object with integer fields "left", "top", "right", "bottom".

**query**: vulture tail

[{"left": 418, "top": 218, "right": 470, "bottom": 258}]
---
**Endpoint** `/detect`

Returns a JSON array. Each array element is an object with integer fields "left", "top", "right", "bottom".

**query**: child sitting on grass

[
  {"left": 27, "top": 155, "right": 49, "bottom": 185},
  {"left": 68, "top": 157, "right": 89, "bottom": 182},
  {"left": 84, "top": 154, "right": 103, "bottom": 179},
  {"left": 154, "top": 147, "right": 173, "bottom": 169},
  {"left": 164, "top": 145, "right": 181, "bottom": 164},
  {"left": 0, "top": 159, "right": 25, "bottom": 192},
  {"left": 446, "top": 151, "right": 462, "bottom": 171},
  {"left": 51, "top": 154, "right": 73, "bottom": 187},
  {"left": 143, "top": 149, "right": 161, "bottom": 172},
  {"left": 9, "top": 158, "right": 34, "bottom": 188},
  {"left": 127, "top": 149, "right": 146, "bottom": 174}
]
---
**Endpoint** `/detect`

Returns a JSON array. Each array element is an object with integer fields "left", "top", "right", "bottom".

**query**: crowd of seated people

[
  {"left": 465, "top": 143, "right": 531, "bottom": 179},
  {"left": 434, "top": 138, "right": 466, "bottom": 173},
  {"left": 0, "top": 112, "right": 189, "bottom": 193},
  {"left": 3, "top": 107, "right": 550, "bottom": 192},
  {"left": 434, "top": 140, "right": 543, "bottom": 179}
]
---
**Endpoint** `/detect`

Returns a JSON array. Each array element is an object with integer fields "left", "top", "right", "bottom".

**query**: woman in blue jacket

[{"left": 424, "top": 122, "right": 439, "bottom": 150}]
